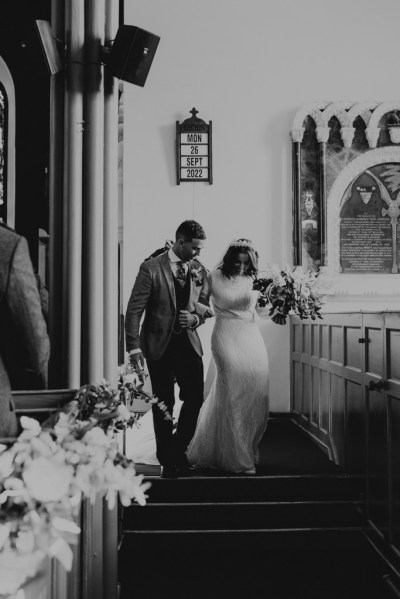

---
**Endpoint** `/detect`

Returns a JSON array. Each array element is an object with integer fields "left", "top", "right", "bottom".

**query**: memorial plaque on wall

[{"left": 340, "top": 164, "right": 400, "bottom": 274}]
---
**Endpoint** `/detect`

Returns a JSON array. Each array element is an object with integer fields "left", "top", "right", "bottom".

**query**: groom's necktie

[{"left": 175, "top": 261, "right": 187, "bottom": 287}]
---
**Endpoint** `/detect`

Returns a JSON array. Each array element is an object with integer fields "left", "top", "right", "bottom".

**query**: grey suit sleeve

[
  {"left": 7, "top": 237, "right": 50, "bottom": 385},
  {"left": 125, "top": 261, "right": 152, "bottom": 352}
]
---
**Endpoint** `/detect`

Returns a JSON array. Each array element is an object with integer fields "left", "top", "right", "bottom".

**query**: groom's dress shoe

[
  {"left": 175, "top": 455, "right": 192, "bottom": 469},
  {"left": 160, "top": 465, "right": 178, "bottom": 479},
  {"left": 176, "top": 462, "right": 195, "bottom": 477}
]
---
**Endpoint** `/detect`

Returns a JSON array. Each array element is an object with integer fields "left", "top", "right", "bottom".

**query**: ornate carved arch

[
  {"left": 347, "top": 101, "right": 379, "bottom": 126},
  {"left": 322, "top": 103, "right": 352, "bottom": 128},
  {"left": 290, "top": 101, "right": 329, "bottom": 142},
  {"left": 366, "top": 101, "right": 400, "bottom": 148}
]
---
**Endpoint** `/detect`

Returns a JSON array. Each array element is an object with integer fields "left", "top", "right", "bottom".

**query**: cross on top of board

[{"left": 190, "top": 107, "right": 199, "bottom": 118}]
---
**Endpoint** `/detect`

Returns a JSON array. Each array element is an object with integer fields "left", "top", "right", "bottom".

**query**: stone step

[
  {"left": 139, "top": 473, "right": 364, "bottom": 503},
  {"left": 119, "top": 529, "right": 392, "bottom": 599},
  {"left": 123, "top": 499, "right": 364, "bottom": 531},
  {"left": 120, "top": 526, "right": 366, "bottom": 552}
]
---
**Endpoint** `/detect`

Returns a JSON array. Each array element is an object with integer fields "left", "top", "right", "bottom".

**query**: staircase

[{"left": 118, "top": 419, "right": 394, "bottom": 599}]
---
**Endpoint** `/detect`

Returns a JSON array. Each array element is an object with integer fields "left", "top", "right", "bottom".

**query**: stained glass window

[{"left": 0, "top": 84, "right": 7, "bottom": 223}]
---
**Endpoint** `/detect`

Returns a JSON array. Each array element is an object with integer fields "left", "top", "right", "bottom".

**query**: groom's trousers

[{"left": 146, "top": 331, "right": 204, "bottom": 467}]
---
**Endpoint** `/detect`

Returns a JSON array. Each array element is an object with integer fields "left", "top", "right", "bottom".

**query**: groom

[{"left": 125, "top": 220, "right": 209, "bottom": 478}]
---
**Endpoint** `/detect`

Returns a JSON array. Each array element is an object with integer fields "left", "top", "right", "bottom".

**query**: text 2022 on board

[{"left": 186, "top": 169, "right": 203, "bottom": 177}]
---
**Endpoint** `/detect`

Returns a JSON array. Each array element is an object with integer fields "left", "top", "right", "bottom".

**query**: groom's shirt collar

[
  {"left": 168, "top": 248, "right": 189, "bottom": 278},
  {"left": 168, "top": 248, "right": 186, "bottom": 264}
]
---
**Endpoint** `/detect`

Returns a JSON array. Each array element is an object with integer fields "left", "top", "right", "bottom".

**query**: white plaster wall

[{"left": 122, "top": 0, "right": 400, "bottom": 411}]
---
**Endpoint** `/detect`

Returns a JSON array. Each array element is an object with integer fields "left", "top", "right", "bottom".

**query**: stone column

[
  {"left": 316, "top": 126, "right": 330, "bottom": 266},
  {"left": 290, "top": 127, "right": 304, "bottom": 265}
]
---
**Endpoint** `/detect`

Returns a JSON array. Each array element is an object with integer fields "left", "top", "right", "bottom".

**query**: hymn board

[{"left": 176, "top": 108, "right": 213, "bottom": 184}]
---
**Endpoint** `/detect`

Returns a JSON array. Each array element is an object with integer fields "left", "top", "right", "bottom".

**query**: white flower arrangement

[{"left": 0, "top": 371, "right": 168, "bottom": 595}]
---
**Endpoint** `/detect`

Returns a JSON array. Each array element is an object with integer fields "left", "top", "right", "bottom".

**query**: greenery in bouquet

[
  {"left": 48, "top": 369, "right": 172, "bottom": 436},
  {"left": 252, "top": 264, "right": 324, "bottom": 325},
  {"left": 118, "top": 362, "right": 173, "bottom": 424}
]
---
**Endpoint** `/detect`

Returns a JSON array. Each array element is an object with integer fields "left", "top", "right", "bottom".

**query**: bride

[
  {"left": 187, "top": 238, "right": 269, "bottom": 474},
  {"left": 124, "top": 238, "right": 269, "bottom": 475}
]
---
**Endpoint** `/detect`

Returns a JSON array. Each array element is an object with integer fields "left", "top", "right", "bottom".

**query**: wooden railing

[
  {"left": 290, "top": 311, "right": 400, "bottom": 585},
  {"left": 0, "top": 389, "right": 75, "bottom": 445}
]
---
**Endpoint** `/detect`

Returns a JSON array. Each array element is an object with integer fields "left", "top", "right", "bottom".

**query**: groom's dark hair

[{"left": 176, "top": 220, "right": 206, "bottom": 242}]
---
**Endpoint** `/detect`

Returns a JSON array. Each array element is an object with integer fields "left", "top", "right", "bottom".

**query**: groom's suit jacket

[{"left": 125, "top": 251, "right": 209, "bottom": 361}]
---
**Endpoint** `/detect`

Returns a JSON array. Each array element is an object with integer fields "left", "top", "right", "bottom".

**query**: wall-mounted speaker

[
  {"left": 34, "top": 20, "right": 63, "bottom": 75},
  {"left": 107, "top": 25, "right": 160, "bottom": 87}
]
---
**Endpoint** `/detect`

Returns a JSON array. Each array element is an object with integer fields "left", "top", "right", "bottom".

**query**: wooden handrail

[
  {"left": 0, "top": 389, "right": 77, "bottom": 445},
  {"left": 12, "top": 389, "right": 76, "bottom": 412}
]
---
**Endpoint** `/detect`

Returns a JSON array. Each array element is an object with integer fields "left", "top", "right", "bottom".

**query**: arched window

[
  {"left": 0, "top": 56, "right": 15, "bottom": 227},
  {"left": 0, "top": 82, "right": 8, "bottom": 223}
]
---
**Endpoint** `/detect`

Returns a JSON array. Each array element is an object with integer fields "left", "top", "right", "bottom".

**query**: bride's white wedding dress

[
  {"left": 187, "top": 269, "right": 269, "bottom": 473},
  {"left": 124, "top": 268, "right": 269, "bottom": 473}
]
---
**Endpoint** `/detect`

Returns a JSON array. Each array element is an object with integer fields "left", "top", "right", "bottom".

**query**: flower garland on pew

[{"left": 0, "top": 370, "right": 171, "bottom": 596}]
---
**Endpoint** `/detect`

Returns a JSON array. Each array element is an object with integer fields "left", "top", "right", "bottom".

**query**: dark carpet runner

[{"left": 119, "top": 417, "right": 394, "bottom": 599}]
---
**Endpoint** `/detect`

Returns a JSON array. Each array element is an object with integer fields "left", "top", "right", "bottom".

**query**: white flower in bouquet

[
  {"left": 0, "top": 523, "right": 11, "bottom": 551},
  {"left": 54, "top": 412, "right": 74, "bottom": 441},
  {"left": 20, "top": 417, "right": 41, "bottom": 436},
  {"left": 3, "top": 477, "right": 24, "bottom": 492},
  {"left": 73, "top": 463, "right": 94, "bottom": 498},
  {"left": 51, "top": 517, "right": 81, "bottom": 535},
  {"left": 117, "top": 402, "right": 132, "bottom": 421},
  {"left": 82, "top": 426, "right": 112, "bottom": 448},
  {"left": 22, "top": 457, "right": 74, "bottom": 503},
  {"left": 265, "top": 263, "right": 287, "bottom": 287},
  {"left": 117, "top": 472, "right": 151, "bottom": 507},
  {"left": 0, "top": 450, "right": 14, "bottom": 479},
  {"left": 104, "top": 469, "right": 150, "bottom": 509},
  {"left": 29, "top": 434, "right": 58, "bottom": 458}
]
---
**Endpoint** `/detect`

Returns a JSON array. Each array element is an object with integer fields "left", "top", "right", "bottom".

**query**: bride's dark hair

[{"left": 218, "top": 239, "right": 259, "bottom": 278}]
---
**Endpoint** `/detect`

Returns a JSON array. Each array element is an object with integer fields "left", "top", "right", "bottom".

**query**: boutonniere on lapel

[{"left": 190, "top": 264, "right": 204, "bottom": 286}]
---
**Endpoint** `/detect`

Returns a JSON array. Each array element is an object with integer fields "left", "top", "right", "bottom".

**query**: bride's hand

[{"left": 195, "top": 302, "right": 214, "bottom": 319}]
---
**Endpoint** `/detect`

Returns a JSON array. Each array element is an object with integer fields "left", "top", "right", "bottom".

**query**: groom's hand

[
  {"left": 178, "top": 310, "right": 198, "bottom": 329},
  {"left": 129, "top": 350, "right": 145, "bottom": 372}
]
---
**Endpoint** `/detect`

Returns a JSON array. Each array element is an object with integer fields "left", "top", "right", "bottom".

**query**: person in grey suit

[
  {"left": 0, "top": 223, "right": 50, "bottom": 438},
  {"left": 125, "top": 220, "right": 209, "bottom": 478}
]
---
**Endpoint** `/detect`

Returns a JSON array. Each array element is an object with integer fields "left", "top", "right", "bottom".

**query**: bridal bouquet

[
  {"left": 120, "top": 362, "right": 173, "bottom": 423},
  {"left": 70, "top": 376, "right": 172, "bottom": 432},
  {"left": 252, "top": 264, "right": 324, "bottom": 325}
]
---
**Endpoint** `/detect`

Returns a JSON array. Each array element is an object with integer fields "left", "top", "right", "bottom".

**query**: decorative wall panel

[{"left": 291, "top": 102, "right": 400, "bottom": 301}]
